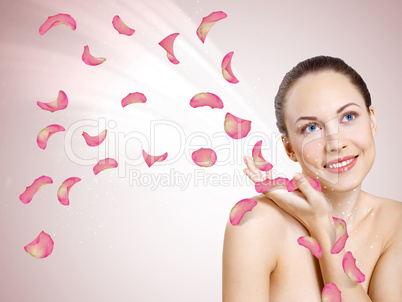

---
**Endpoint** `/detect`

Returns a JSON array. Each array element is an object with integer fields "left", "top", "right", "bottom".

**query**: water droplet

[{"left": 370, "top": 245, "right": 373, "bottom": 248}]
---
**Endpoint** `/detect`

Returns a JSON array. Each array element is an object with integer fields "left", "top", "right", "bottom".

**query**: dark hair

[{"left": 274, "top": 55, "right": 371, "bottom": 137}]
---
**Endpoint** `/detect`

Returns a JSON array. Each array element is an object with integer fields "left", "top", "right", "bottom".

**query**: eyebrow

[{"left": 294, "top": 102, "right": 361, "bottom": 125}]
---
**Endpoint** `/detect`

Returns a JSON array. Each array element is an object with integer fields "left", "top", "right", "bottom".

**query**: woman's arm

[{"left": 222, "top": 197, "right": 281, "bottom": 302}]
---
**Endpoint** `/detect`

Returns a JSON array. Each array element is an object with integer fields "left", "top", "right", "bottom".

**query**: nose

[{"left": 324, "top": 120, "right": 347, "bottom": 153}]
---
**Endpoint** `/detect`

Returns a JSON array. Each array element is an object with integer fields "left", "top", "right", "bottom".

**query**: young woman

[{"left": 222, "top": 56, "right": 402, "bottom": 301}]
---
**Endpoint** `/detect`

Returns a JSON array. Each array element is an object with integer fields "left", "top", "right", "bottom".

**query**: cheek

[{"left": 294, "top": 135, "right": 324, "bottom": 164}]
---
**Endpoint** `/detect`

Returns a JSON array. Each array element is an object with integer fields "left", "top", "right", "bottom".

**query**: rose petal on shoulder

[
  {"left": 37, "top": 90, "right": 68, "bottom": 112},
  {"left": 39, "top": 13, "right": 76, "bottom": 35},
  {"left": 222, "top": 51, "right": 239, "bottom": 84},
  {"left": 121, "top": 92, "right": 147, "bottom": 107},
  {"left": 191, "top": 148, "right": 217, "bottom": 167},
  {"left": 224, "top": 112, "right": 251, "bottom": 139},
  {"left": 331, "top": 217, "right": 349, "bottom": 254},
  {"left": 252, "top": 140, "right": 272, "bottom": 171},
  {"left": 189, "top": 92, "right": 224, "bottom": 109},
  {"left": 93, "top": 158, "right": 118, "bottom": 175},
  {"left": 196, "top": 11, "right": 227, "bottom": 43},
  {"left": 142, "top": 150, "right": 168, "bottom": 167},
  {"left": 229, "top": 198, "right": 258, "bottom": 226},
  {"left": 342, "top": 251, "right": 365, "bottom": 283},
  {"left": 112, "top": 15, "right": 135, "bottom": 36},
  {"left": 82, "top": 45, "right": 106, "bottom": 66},
  {"left": 321, "top": 283, "right": 342, "bottom": 302},
  {"left": 24, "top": 231, "right": 54, "bottom": 258},
  {"left": 255, "top": 177, "right": 289, "bottom": 193},
  {"left": 57, "top": 177, "right": 81, "bottom": 206},
  {"left": 158, "top": 33, "right": 180, "bottom": 64},
  {"left": 297, "top": 235, "right": 322, "bottom": 259},
  {"left": 82, "top": 129, "right": 107, "bottom": 147},
  {"left": 37, "top": 124, "right": 65, "bottom": 150},
  {"left": 19, "top": 175, "right": 53, "bottom": 204}
]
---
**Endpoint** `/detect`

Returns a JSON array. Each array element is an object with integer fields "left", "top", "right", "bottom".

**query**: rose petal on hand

[
  {"left": 230, "top": 198, "right": 258, "bottom": 226},
  {"left": 37, "top": 90, "right": 68, "bottom": 112},
  {"left": 121, "top": 92, "right": 147, "bottom": 107},
  {"left": 112, "top": 15, "right": 135, "bottom": 36},
  {"left": 82, "top": 45, "right": 106, "bottom": 66},
  {"left": 252, "top": 140, "right": 273, "bottom": 171},
  {"left": 158, "top": 33, "right": 180, "bottom": 64},
  {"left": 82, "top": 130, "right": 107, "bottom": 147},
  {"left": 24, "top": 231, "right": 54, "bottom": 259},
  {"left": 39, "top": 13, "right": 76, "bottom": 35},
  {"left": 37, "top": 124, "right": 65, "bottom": 150},
  {"left": 224, "top": 112, "right": 251, "bottom": 139},
  {"left": 93, "top": 158, "right": 118, "bottom": 175},
  {"left": 192, "top": 148, "right": 217, "bottom": 167},
  {"left": 255, "top": 177, "right": 289, "bottom": 193},
  {"left": 331, "top": 217, "right": 349, "bottom": 254},
  {"left": 321, "top": 283, "right": 342, "bottom": 302},
  {"left": 342, "top": 251, "right": 365, "bottom": 283},
  {"left": 19, "top": 175, "right": 53, "bottom": 204},
  {"left": 190, "top": 92, "right": 224, "bottom": 109},
  {"left": 196, "top": 11, "right": 227, "bottom": 43},
  {"left": 222, "top": 51, "right": 239, "bottom": 84},
  {"left": 287, "top": 177, "right": 321, "bottom": 192},
  {"left": 142, "top": 150, "right": 168, "bottom": 167},
  {"left": 57, "top": 177, "right": 81, "bottom": 206},
  {"left": 297, "top": 236, "right": 322, "bottom": 259}
]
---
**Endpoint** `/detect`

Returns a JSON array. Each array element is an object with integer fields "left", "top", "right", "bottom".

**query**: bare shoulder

[{"left": 222, "top": 194, "right": 292, "bottom": 301}]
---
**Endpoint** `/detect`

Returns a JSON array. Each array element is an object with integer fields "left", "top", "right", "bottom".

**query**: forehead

[{"left": 285, "top": 71, "right": 365, "bottom": 124}]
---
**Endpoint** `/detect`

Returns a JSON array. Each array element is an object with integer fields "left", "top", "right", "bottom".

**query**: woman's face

[{"left": 283, "top": 70, "right": 377, "bottom": 192}]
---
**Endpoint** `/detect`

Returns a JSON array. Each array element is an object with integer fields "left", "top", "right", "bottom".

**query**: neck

[{"left": 321, "top": 184, "right": 367, "bottom": 228}]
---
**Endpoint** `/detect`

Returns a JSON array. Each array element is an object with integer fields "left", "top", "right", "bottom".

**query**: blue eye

[
  {"left": 303, "top": 123, "right": 320, "bottom": 133},
  {"left": 342, "top": 112, "right": 357, "bottom": 122}
]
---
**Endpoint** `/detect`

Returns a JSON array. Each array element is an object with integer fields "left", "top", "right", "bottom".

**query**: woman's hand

[{"left": 243, "top": 155, "right": 333, "bottom": 235}]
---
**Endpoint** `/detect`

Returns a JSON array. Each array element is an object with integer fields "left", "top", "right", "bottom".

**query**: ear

[
  {"left": 281, "top": 135, "right": 297, "bottom": 162},
  {"left": 368, "top": 105, "right": 378, "bottom": 136}
]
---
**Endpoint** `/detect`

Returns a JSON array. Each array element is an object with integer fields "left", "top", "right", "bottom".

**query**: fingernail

[{"left": 294, "top": 173, "right": 304, "bottom": 183}]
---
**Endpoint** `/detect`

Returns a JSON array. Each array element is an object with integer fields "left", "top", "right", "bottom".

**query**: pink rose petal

[
  {"left": 230, "top": 198, "right": 258, "bottom": 226},
  {"left": 255, "top": 177, "right": 289, "bottom": 193},
  {"left": 252, "top": 140, "right": 273, "bottom": 171},
  {"left": 112, "top": 15, "right": 135, "bottom": 36},
  {"left": 342, "top": 251, "right": 365, "bottom": 283},
  {"left": 37, "top": 124, "right": 65, "bottom": 150},
  {"left": 297, "top": 236, "right": 322, "bottom": 259},
  {"left": 24, "top": 231, "right": 54, "bottom": 259},
  {"left": 331, "top": 217, "right": 349, "bottom": 254},
  {"left": 158, "top": 33, "right": 180, "bottom": 64},
  {"left": 121, "top": 92, "right": 147, "bottom": 107},
  {"left": 19, "top": 175, "right": 53, "bottom": 204},
  {"left": 82, "top": 130, "right": 107, "bottom": 147},
  {"left": 142, "top": 150, "right": 168, "bottom": 167},
  {"left": 82, "top": 45, "right": 106, "bottom": 66},
  {"left": 196, "top": 11, "right": 227, "bottom": 43},
  {"left": 57, "top": 177, "right": 81, "bottom": 206},
  {"left": 39, "top": 13, "right": 76, "bottom": 35},
  {"left": 192, "top": 148, "right": 217, "bottom": 167},
  {"left": 189, "top": 92, "right": 224, "bottom": 109},
  {"left": 287, "top": 177, "right": 322, "bottom": 192},
  {"left": 37, "top": 90, "right": 68, "bottom": 112},
  {"left": 321, "top": 283, "right": 342, "bottom": 302},
  {"left": 222, "top": 51, "right": 239, "bottom": 84},
  {"left": 93, "top": 158, "right": 118, "bottom": 175},
  {"left": 224, "top": 112, "right": 251, "bottom": 139}
]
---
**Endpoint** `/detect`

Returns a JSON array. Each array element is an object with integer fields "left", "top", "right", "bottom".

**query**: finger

[
  {"left": 243, "top": 167, "right": 264, "bottom": 183},
  {"left": 243, "top": 156, "right": 263, "bottom": 177},
  {"left": 293, "top": 173, "right": 318, "bottom": 202}
]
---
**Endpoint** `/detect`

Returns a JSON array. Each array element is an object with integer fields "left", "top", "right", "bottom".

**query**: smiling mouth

[{"left": 323, "top": 155, "right": 358, "bottom": 173}]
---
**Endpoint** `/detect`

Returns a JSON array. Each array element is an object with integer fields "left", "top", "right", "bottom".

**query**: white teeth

[{"left": 327, "top": 158, "right": 354, "bottom": 169}]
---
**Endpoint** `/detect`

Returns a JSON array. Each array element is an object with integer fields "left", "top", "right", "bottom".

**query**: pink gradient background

[{"left": 1, "top": 0, "right": 401, "bottom": 301}]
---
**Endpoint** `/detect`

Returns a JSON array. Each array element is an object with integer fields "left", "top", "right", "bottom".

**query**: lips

[{"left": 324, "top": 155, "right": 358, "bottom": 173}]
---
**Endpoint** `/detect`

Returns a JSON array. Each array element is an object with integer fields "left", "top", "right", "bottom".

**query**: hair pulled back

[{"left": 274, "top": 55, "right": 371, "bottom": 137}]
